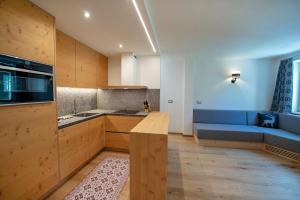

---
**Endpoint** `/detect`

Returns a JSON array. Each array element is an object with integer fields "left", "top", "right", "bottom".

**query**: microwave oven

[{"left": 0, "top": 54, "right": 54, "bottom": 106}]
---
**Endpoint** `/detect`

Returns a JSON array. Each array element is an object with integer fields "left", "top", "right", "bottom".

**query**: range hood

[{"left": 105, "top": 53, "right": 147, "bottom": 90}]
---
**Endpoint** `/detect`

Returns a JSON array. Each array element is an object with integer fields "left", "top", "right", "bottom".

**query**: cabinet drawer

[
  {"left": 105, "top": 115, "right": 144, "bottom": 132},
  {"left": 105, "top": 132, "right": 130, "bottom": 151}
]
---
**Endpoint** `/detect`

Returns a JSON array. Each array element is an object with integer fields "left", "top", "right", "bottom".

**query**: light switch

[
  {"left": 196, "top": 100, "right": 202, "bottom": 104},
  {"left": 168, "top": 100, "right": 173, "bottom": 103}
]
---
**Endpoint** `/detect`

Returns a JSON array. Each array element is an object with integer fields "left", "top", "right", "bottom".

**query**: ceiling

[
  {"left": 145, "top": 0, "right": 300, "bottom": 59},
  {"left": 32, "top": 0, "right": 300, "bottom": 59},
  {"left": 32, "top": 0, "right": 157, "bottom": 57}
]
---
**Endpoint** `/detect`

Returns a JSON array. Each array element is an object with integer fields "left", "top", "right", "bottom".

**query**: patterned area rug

[{"left": 65, "top": 156, "right": 129, "bottom": 200}]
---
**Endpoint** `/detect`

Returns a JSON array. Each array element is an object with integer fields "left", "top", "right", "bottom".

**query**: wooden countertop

[{"left": 130, "top": 112, "right": 169, "bottom": 135}]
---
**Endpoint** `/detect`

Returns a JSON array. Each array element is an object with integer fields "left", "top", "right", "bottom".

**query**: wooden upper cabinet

[
  {"left": 76, "top": 42, "right": 98, "bottom": 88},
  {"left": 55, "top": 30, "right": 108, "bottom": 88},
  {"left": 0, "top": 0, "right": 55, "bottom": 65},
  {"left": 98, "top": 54, "right": 108, "bottom": 88},
  {"left": 56, "top": 30, "right": 76, "bottom": 86}
]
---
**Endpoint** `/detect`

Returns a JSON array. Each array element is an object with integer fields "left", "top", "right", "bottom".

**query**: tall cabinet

[{"left": 56, "top": 30, "right": 108, "bottom": 88}]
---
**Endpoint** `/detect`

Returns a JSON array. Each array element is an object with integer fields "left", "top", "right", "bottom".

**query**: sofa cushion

[
  {"left": 193, "top": 109, "right": 247, "bottom": 125},
  {"left": 194, "top": 123, "right": 263, "bottom": 142},
  {"left": 278, "top": 114, "right": 300, "bottom": 136},
  {"left": 246, "top": 111, "right": 271, "bottom": 125},
  {"left": 260, "top": 127, "right": 300, "bottom": 153},
  {"left": 257, "top": 113, "right": 279, "bottom": 128}
]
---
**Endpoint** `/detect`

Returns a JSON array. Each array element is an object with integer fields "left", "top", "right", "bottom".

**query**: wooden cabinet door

[
  {"left": 105, "top": 132, "right": 130, "bottom": 151},
  {"left": 56, "top": 30, "right": 76, "bottom": 86},
  {"left": 58, "top": 121, "right": 89, "bottom": 180},
  {"left": 88, "top": 117, "right": 105, "bottom": 157},
  {"left": 97, "top": 54, "right": 108, "bottom": 88},
  {"left": 105, "top": 116, "right": 144, "bottom": 132},
  {"left": 75, "top": 42, "right": 98, "bottom": 88}
]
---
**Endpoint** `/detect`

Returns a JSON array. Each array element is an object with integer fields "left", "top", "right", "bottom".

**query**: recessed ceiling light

[
  {"left": 132, "top": 0, "right": 156, "bottom": 53},
  {"left": 84, "top": 11, "right": 90, "bottom": 18},
  {"left": 119, "top": 44, "right": 123, "bottom": 48}
]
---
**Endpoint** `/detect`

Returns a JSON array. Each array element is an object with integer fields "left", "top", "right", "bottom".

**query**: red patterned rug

[{"left": 65, "top": 156, "right": 129, "bottom": 200}]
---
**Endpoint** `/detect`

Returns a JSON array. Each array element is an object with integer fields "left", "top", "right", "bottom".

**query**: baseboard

[
  {"left": 194, "top": 135, "right": 263, "bottom": 150},
  {"left": 264, "top": 144, "right": 300, "bottom": 163}
]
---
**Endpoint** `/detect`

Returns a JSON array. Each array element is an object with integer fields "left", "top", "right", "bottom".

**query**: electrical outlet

[
  {"left": 196, "top": 100, "right": 202, "bottom": 105},
  {"left": 168, "top": 100, "right": 173, "bottom": 103}
]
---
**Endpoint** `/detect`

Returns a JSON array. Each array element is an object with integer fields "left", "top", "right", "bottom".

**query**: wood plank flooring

[{"left": 46, "top": 134, "right": 300, "bottom": 200}]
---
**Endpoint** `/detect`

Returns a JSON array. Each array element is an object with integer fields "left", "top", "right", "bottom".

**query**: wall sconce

[{"left": 231, "top": 73, "right": 240, "bottom": 84}]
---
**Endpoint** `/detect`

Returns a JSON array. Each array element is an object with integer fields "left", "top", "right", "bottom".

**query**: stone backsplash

[
  {"left": 97, "top": 89, "right": 160, "bottom": 111},
  {"left": 56, "top": 87, "right": 97, "bottom": 117},
  {"left": 57, "top": 88, "right": 160, "bottom": 116}
]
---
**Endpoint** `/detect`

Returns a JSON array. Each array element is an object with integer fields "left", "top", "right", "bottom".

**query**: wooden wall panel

[
  {"left": 0, "top": 103, "right": 59, "bottom": 200},
  {"left": 58, "top": 121, "right": 89, "bottom": 180},
  {"left": 0, "top": 0, "right": 55, "bottom": 65},
  {"left": 56, "top": 30, "right": 76, "bottom": 87}
]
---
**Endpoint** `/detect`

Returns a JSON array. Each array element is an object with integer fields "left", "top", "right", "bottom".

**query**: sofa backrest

[
  {"left": 193, "top": 109, "right": 247, "bottom": 125},
  {"left": 279, "top": 113, "right": 300, "bottom": 136}
]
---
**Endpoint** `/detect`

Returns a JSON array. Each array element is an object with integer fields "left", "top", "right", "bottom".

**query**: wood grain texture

[
  {"left": 58, "top": 121, "right": 90, "bottom": 180},
  {"left": 105, "top": 115, "right": 144, "bottom": 133},
  {"left": 0, "top": 0, "right": 55, "bottom": 65},
  {"left": 130, "top": 112, "right": 169, "bottom": 200},
  {"left": 75, "top": 41, "right": 99, "bottom": 88},
  {"left": 131, "top": 112, "right": 169, "bottom": 135},
  {"left": 88, "top": 117, "right": 105, "bottom": 158},
  {"left": 97, "top": 54, "right": 108, "bottom": 88},
  {"left": 105, "top": 132, "right": 130, "bottom": 152},
  {"left": 0, "top": 103, "right": 59, "bottom": 200},
  {"left": 55, "top": 30, "right": 76, "bottom": 87}
]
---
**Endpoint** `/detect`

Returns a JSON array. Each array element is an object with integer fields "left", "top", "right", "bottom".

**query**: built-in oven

[{"left": 0, "top": 54, "right": 54, "bottom": 106}]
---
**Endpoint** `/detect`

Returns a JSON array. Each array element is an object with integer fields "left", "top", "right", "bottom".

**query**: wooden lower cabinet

[
  {"left": 58, "top": 116, "right": 105, "bottom": 180},
  {"left": 106, "top": 115, "right": 144, "bottom": 132},
  {"left": 58, "top": 121, "right": 90, "bottom": 179},
  {"left": 88, "top": 117, "right": 105, "bottom": 158},
  {"left": 105, "top": 115, "right": 145, "bottom": 151},
  {"left": 105, "top": 132, "right": 130, "bottom": 151}
]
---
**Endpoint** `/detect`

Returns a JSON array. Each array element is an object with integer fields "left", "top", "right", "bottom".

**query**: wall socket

[
  {"left": 196, "top": 100, "right": 202, "bottom": 105},
  {"left": 168, "top": 100, "right": 173, "bottom": 103}
]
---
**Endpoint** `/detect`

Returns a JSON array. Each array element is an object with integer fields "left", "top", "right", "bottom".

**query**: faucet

[{"left": 73, "top": 99, "right": 78, "bottom": 114}]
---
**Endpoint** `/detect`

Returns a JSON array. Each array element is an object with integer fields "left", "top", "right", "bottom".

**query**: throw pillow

[{"left": 257, "top": 113, "right": 279, "bottom": 128}]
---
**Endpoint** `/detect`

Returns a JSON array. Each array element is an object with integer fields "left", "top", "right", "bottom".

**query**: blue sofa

[{"left": 193, "top": 109, "right": 300, "bottom": 153}]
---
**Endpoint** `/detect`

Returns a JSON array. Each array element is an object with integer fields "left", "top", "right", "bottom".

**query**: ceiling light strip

[{"left": 132, "top": 0, "right": 156, "bottom": 53}]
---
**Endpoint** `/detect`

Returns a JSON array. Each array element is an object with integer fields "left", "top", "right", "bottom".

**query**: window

[{"left": 292, "top": 59, "right": 300, "bottom": 114}]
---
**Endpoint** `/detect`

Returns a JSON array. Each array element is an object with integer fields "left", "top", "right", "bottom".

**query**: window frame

[{"left": 292, "top": 59, "right": 300, "bottom": 115}]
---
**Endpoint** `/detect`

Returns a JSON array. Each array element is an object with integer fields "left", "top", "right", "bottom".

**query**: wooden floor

[{"left": 47, "top": 134, "right": 300, "bottom": 200}]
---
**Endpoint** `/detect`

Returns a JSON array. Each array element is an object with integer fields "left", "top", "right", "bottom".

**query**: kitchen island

[{"left": 130, "top": 112, "right": 169, "bottom": 200}]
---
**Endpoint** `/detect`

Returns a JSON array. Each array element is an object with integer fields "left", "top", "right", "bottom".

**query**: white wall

[
  {"left": 108, "top": 55, "right": 160, "bottom": 88},
  {"left": 108, "top": 56, "right": 121, "bottom": 85},
  {"left": 136, "top": 56, "right": 160, "bottom": 89},
  {"left": 159, "top": 55, "right": 280, "bottom": 134},
  {"left": 121, "top": 53, "right": 137, "bottom": 85},
  {"left": 160, "top": 56, "right": 185, "bottom": 133},
  {"left": 192, "top": 58, "right": 279, "bottom": 110}
]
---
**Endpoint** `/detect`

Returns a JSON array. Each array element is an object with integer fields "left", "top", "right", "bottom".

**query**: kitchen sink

[{"left": 73, "top": 113, "right": 98, "bottom": 117}]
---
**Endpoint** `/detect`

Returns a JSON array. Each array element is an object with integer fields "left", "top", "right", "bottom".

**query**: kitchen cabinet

[
  {"left": 55, "top": 30, "right": 108, "bottom": 88},
  {"left": 97, "top": 54, "right": 108, "bottom": 88},
  {"left": 88, "top": 117, "right": 105, "bottom": 158},
  {"left": 105, "top": 115, "right": 144, "bottom": 151},
  {"left": 0, "top": 1, "right": 58, "bottom": 200},
  {"left": 58, "top": 121, "right": 90, "bottom": 179},
  {"left": 56, "top": 30, "right": 76, "bottom": 87},
  {"left": 76, "top": 41, "right": 98, "bottom": 88},
  {"left": 58, "top": 116, "right": 106, "bottom": 180}
]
